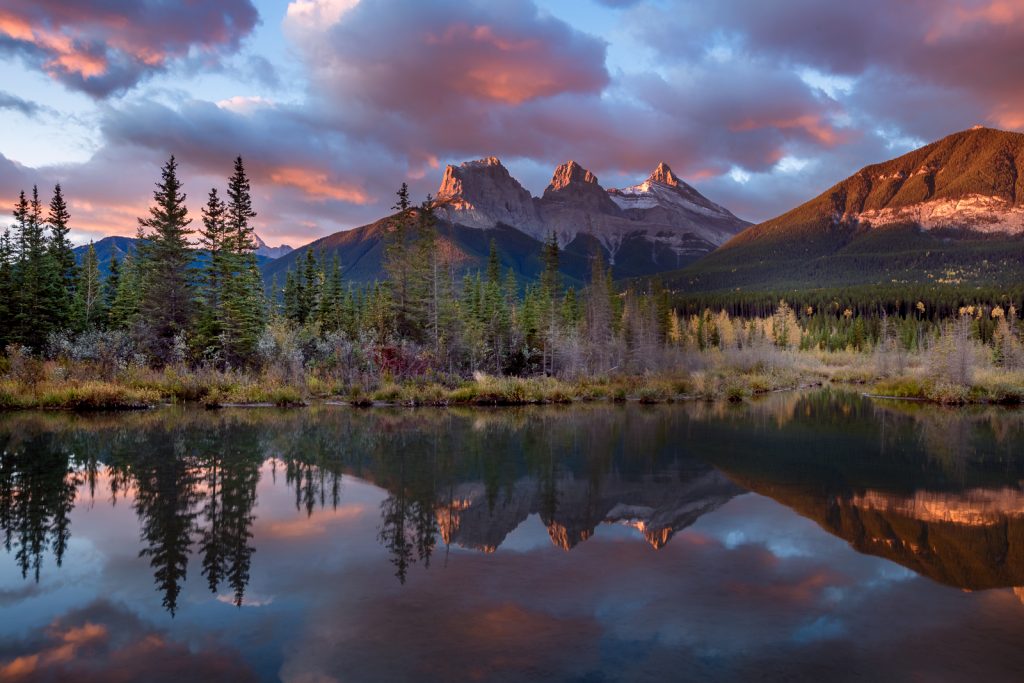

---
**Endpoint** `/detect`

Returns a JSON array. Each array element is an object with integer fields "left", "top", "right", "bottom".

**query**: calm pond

[{"left": 2, "top": 389, "right": 1024, "bottom": 682}]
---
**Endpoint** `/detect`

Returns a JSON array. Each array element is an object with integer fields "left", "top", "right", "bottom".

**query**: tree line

[
  {"left": 2, "top": 159, "right": 679, "bottom": 379},
  {"left": 1, "top": 156, "right": 267, "bottom": 367},
  {"left": 14, "top": 154, "right": 1021, "bottom": 382}
]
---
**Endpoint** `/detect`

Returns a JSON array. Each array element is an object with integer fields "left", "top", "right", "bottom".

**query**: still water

[{"left": 2, "top": 390, "right": 1024, "bottom": 681}]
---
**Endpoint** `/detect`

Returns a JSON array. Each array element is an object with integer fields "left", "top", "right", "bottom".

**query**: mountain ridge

[
  {"left": 673, "top": 126, "right": 1024, "bottom": 293},
  {"left": 265, "top": 157, "right": 750, "bottom": 285}
]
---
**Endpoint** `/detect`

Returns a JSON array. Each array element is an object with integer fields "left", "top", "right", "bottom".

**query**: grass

[
  {"left": 6, "top": 343, "right": 976, "bottom": 411},
  {"left": 867, "top": 369, "right": 1024, "bottom": 405},
  {"left": 0, "top": 379, "right": 159, "bottom": 410},
  {"left": 0, "top": 362, "right": 827, "bottom": 411}
]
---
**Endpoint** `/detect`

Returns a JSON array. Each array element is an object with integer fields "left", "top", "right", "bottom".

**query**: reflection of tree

[
  {"left": 0, "top": 432, "right": 80, "bottom": 580},
  {"left": 99, "top": 418, "right": 264, "bottom": 615},
  {"left": 132, "top": 441, "right": 202, "bottom": 616},
  {"left": 220, "top": 450, "right": 259, "bottom": 606},
  {"left": 375, "top": 432, "right": 446, "bottom": 584}
]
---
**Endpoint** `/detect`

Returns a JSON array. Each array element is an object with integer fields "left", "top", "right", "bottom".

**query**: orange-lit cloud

[
  {"left": 926, "top": 0, "right": 1024, "bottom": 42},
  {"left": 269, "top": 167, "right": 371, "bottom": 204},
  {"left": 0, "top": 0, "right": 258, "bottom": 96},
  {"left": 731, "top": 115, "right": 847, "bottom": 148}
]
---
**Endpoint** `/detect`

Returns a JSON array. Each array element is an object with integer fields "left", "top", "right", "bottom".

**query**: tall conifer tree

[
  {"left": 221, "top": 157, "right": 265, "bottom": 366},
  {"left": 137, "top": 155, "right": 194, "bottom": 363},
  {"left": 47, "top": 183, "right": 76, "bottom": 328}
]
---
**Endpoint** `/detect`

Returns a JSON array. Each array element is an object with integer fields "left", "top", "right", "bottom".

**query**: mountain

[
  {"left": 254, "top": 234, "right": 294, "bottom": 259},
  {"left": 74, "top": 235, "right": 274, "bottom": 277},
  {"left": 73, "top": 236, "right": 137, "bottom": 276},
  {"left": 674, "top": 127, "right": 1024, "bottom": 293},
  {"left": 261, "top": 214, "right": 595, "bottom": 288},
  {"left": 436, "top": 157, "right": 750, "bottom": 275},
  {"left": 264, "top": 157, "right": 749, "bottom": 285}
]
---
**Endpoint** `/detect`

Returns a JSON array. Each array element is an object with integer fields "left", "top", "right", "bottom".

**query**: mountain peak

[
  {"left": 548, "top": 160, "right": 599, "bottom": 192},
  {"left": 434, "top": 156, "right": 541, "bottom": 231},
  {"left": 648, "top": 162, "right": 680, "bottom": 187},
  {"left": 254, "top": 233, "right": 294, "bottom": 259}
]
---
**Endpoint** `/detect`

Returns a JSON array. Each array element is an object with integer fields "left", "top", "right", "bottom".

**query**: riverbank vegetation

[{"left": 2, "top": 156, "right": 1023, "bottom": 409}]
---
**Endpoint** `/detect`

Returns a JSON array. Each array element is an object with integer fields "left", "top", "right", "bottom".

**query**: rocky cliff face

[
  {"left": 432, "top": 156, "right": 749, "bottom": 274},
  {"left": 435, "top": 157, "right": 543, "bottom": 233}
]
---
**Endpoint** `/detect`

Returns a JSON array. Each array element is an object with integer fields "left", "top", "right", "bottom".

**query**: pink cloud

[{"left": 0, "top": 0, "right": 259, "bottom": 96}]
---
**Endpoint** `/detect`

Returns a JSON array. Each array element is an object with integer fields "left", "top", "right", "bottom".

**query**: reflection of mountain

[
  {"left": 686, "top": 391, "right": 1024, "bottom": 590},
  {"left": 720, "top": 473, "right": 1024, "bottom": 590},
  {"left": 0, "top": 405, "right": 735, "bottom": 603},
  {"left": 437, "top": 469, "right": 739, "bottom": 552}
]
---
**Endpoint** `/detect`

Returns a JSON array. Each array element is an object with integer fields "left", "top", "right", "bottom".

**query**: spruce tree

[
  {"left": 217, "top": 157, "right": 265, "bottom": 366},
  {"left": 74, "top": 242, "right": 104, "bottom": 330},
  {"left": 196, "top": 187, "right": 227, "bottom": 358},
  {"left": 47, "top": 183, "right": 76, "bottom": 328},
  {"left": 136, "top": 156, "right": 194, "bottom": 364},
  {"left": 539, "top": 233, "right": 561, "bottom": 374},
  {"left": 108, "top": 254, "right": 141, "bottom": 330},
  {"left": 487, "top": 239, "right": 501, "bottom": 285},
  {"left": 104, "top": 255, "right": 121, "bottom": 319},
  {"left": 12, "top": 187, "right": 63, "bottom": 348},
  {"left": 414, "top": 196, "right": 439, "bottom": 346},
  {"left": 383, "top": 183, "right": 414, "bottom": 336},
  {"left": 0, "top": 228, "right": 12, "bottom": 348}
]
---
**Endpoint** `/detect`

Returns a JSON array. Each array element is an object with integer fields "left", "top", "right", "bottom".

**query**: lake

[{"left": 2, "top": 390, "right": 1024, "bottom": 682}]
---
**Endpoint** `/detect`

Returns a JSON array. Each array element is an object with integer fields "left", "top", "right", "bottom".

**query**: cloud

[
  {"left": 0, "top": 0, "right": 259, "bottom": 97},
  {"left": 0, "top": 90, "right": 43, "bottom": 116},
  {"left": 7, "top": 0, "right": 1024, "bottom": 244},
  {"left": 635, "top": 0, "right": 1024, "bottom": 143}
]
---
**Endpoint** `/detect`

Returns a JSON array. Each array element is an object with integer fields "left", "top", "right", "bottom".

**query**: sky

[{"left": 1, "top": 0, "right": 1024, "bottom": 247}]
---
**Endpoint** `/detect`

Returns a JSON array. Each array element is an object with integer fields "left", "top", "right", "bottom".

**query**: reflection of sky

[{"left": 4, "top": 464, "right": 1024, "bottom": 682}]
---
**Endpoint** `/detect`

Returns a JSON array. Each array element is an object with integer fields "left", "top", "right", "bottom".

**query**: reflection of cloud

[
  {"left": 261, "top": 504, "right": 366, "bottom": 539},
  {"left": 0, "top": 600, "right": 256, "bottom": 681},
  {"left": 216, "top": 593, "right": 274, "bottom": 607}
]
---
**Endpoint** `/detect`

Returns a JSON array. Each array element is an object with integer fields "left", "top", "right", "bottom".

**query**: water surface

[{"left": 3, "top": 390, "right": 1024, "bottom": 681}]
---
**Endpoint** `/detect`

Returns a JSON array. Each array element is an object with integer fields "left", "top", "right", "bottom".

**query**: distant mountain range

[
  {"left": 671, "top": 126, "right": 1024, "bottom": 293},
  {"left": 73, "top": 235, "right": 282, "bottom": 277},
  {"left": 79, "top": 127, "right": 1024, "bottom": 293},
  {"left": 262, "top": 158, "right": 749, "bottom": 286},
  {"left": 253, "top": 234, "right": 294, "bottom": 259}
]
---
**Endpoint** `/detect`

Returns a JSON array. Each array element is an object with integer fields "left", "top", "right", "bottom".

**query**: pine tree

[
  {"left": 486, "top": 239, "right": 501, "bottom": 285},
  {"left": 0, "top": 228, "right": 12, "bottom": 348},
  {"left": 584, "top": 255, "right": 615, "bottom": 372},
  {"left": 12, "top": 187, "right": 64, "bottom": 348},
  {"left": 318, "top": 254, "right": 344, "bottom": 332},
  {"left": 136, "top": 156, "right": 194, "bottom": 364},
  {"left": 196, "top": 187, "right": 227, "bottom": 359},
  {"left": 540, "top": 232, "right": 560, "bottom": 300},
  {"left": 383, "top": 183, "right": 416, "bottom": 337},
  {"left": 104, "top": 255, "right": 121, "bottom": 319},
  {"left": 220, "top": 157, "right": 265, "bottom": 366},
  {"left": 414, "top": 195, "right": 439, "bottom": 347},
  {"left": 74, "top": 242, "right": 104, "bottom": 330},
  {"left": 47, "top": 183, "right": 76, "bottom": 329},
  {"left": 108, "top": 254, "right": 141, "bottom": 330},
  {"left": 539, "top": 233, "right": 561, "bottom": 374}
]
